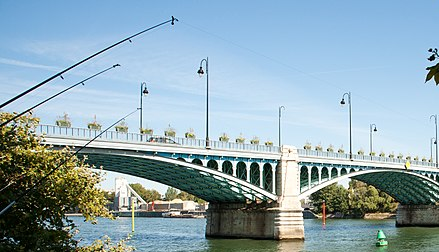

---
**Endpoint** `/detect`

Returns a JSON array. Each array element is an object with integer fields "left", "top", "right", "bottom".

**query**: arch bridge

[{"left": 36, "top": 125, "right": 439, "bottom": 239}]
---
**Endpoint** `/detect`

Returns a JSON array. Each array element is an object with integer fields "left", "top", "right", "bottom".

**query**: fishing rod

[
  {"left": 0, "top": 108, "right": 140, "bottom": 216},
  {"left": 0, "top": 16, "right": 178, "bottom": 109},
  {"left": 0, "top": 64, "right": 120, "bottom": 128}
]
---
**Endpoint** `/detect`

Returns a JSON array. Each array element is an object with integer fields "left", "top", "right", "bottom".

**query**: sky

[{"left": 1, "top": 1, "right": 438, "bottom": 194}]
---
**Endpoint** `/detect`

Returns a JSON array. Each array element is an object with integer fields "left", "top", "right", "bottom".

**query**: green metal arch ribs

[
  {"left": 353, "top": 171, "right": 439, "bottom": 205},
  {"left": 299, "top": 164, "right": 439, "bottom": 205},
  {"left": 81, "top": 151, "right": 277, "bottom": 203}
]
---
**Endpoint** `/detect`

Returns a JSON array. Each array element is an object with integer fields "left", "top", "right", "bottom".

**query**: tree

[
  {"left": 348, "top": 180, "right": 397, "bottom": 216},
  {"left": 103, "top": 190, "right": 115, "bottom": 205},
  {"left": 129, "top": 183, "right": 161, "bottom": 202},
  {"left": 426, "top": 48, "right": 439, "bottom": 85},
  {"left": 309, "top": 183, "right": 349, "bottom": 214},
  {"left": 177, "top": 191, "right": 206, "bottom": 204},
  {"left": 164, "top": 187, "right": 179, "bottom": 201},
  {"left": 145, "top": 189, "right": 162, "bottom": 202},
  {"left": 0, "top": 112, "right": 131, "bottom": 251},
  {"left": 309, "top": 180, "right": 398, "bottom": 217}
]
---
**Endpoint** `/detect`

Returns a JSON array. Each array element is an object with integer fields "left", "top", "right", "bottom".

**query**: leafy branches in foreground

[
  {"left": 0, "top": 112, "right": 132, "bottom": 251},
  {"left": 426, "top": 48, "right": 439, "bottom": 85}
]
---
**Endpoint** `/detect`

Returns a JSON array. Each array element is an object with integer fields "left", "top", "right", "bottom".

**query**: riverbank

[{"left": 304, "top": 211, "right": 396, "bottom": 220}]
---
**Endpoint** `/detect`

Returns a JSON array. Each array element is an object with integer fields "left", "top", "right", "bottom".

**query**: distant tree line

[
  {"left": 127, "top": 184, "right": 205, "bottom": 204},
  {"left": 309, "top": 180, "right": 398, "bottom": 217}
]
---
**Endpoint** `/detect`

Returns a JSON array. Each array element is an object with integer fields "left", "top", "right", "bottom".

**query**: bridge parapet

[
  {"left": 36, "top": 124, "right": 280, "bottom": 154},
  {"left": 297, "top": 149, "right": 435, "bottom": 168}
]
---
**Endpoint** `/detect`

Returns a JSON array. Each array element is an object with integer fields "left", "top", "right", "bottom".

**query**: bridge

[{"left": 36, "top": 124, "right": 439, "bottom": 240}]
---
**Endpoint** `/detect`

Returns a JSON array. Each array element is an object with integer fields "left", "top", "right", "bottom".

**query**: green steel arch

[
  {"left": 299, "top": 169, "right": 439, "bottom": 205},
  {"left": 81, "top": 149, "right": 277, "bottom": 203}
]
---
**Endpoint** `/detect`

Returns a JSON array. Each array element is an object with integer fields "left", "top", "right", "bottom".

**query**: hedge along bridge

[{"left": 36, "top": 124, "right": 439, "bottom": 240}]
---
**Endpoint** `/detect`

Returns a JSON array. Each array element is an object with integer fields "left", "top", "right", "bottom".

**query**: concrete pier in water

[
  {"left": 206, "top": 146, "right": 304, "bottom": 240},
  {"left": 396, "top": 204, "right": 439, "bottom": 227}
]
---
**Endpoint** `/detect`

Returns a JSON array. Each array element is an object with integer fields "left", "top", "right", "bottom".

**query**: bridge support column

[
  {"left": 273, "top": 145, "right": 304, "bottom": 240},
  {"left": 205, "top": 146, "right": 304, "bottom": 240},
  {"left": 396, "top": 204, "right": 439, "bottom": 227}
]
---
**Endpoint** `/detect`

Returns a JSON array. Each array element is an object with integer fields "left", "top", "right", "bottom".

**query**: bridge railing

[
  {"left": 297, "top": 149, "right": 436, "bottom": 168},
  {"left": 35, "top": 124, "right": 281, "bottom": 153}
]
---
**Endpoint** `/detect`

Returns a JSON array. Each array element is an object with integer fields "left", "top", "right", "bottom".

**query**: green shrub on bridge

[
  {"left": 164, "top": 125, "right": 176, "bottom": 137},
  {"left": 115, "top": 121, "right": 128, "bottom": 133},
  {"left": 219, "top": 133, "right": 229, "bottom": 142},
  {"left": 56, "top": 113, "right": 71, "bottom": 127}
]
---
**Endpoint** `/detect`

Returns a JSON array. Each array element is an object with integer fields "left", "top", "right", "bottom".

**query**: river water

[{"left": 73, "top": 216, "right": 439, "bottom": 252}]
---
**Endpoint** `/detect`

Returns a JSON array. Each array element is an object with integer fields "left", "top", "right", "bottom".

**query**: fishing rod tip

[
  {"left": 113, "top": 64, "right": 121, "bottom": 67},
  {"left": 171, "top": 16, "right": 179, "bottom": 25}
]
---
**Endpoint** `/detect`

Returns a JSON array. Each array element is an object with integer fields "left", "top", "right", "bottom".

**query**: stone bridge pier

[
  {"left": 205, "top": 146, "right": 304, "bottom": 240},
  {"left": 396, "top": 205, "right": 439, "bottom": 227}
]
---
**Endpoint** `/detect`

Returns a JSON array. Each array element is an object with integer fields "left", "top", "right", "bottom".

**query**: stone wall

[
  {"left": 396, "top": 204, "right": 439, "bottom": 227},
  {"left": 206, "top": 203, "right": 304, "bottom": 240}
]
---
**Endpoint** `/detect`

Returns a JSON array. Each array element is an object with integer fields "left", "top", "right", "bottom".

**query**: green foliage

[
  {"left": 303, "top": 142, "right": 312, "bottom": 150},
  {"left": 140, "top": 128, "right": 153, "bottom": 135},
  {"left": 327, "top": 144, "right": 334, "bottom": 152},
  {"left": 103, "top": 190, "right": 115, "bottom": 203},
  {"left": 185, "top": 128, "right": 195, "bottom": 139},
  {"left": 310, "top": 183, "right": 349, "bottom": 214},
  {"left": 235, "top": 134, "right": 245, "bottom": 144},
  {"left": 426, "top": 48, "right": 439, "bottom": 85},
  {"left": 164, "top": 125, "right": 176, "bottom": 137},
  {"left": 76, "top": 235, "right": 134, "bottom": 252},
  {"left": 164, "top": 187, "right": 179, "bottom": 201},
  {"left": 129, "top": 183, "right": 161, "bottom": 202},
  {"left": 0, "top": 112, "right": 131, "bottom": 251},
  {"left": 250, "top": 137, "right": 259, "bottom": 145},
  {"left": 310, "top": 180, "right": 398, "bottom": 217},
  {"left": 348, "top": 180, "right": 397, "bottom": 216},
  {"left": 115, "top": 121, "right": 128, "bottom": 133},
  {"left": 219, "top": 133, "right": 229, "bottom": 142},
  {"left": 177, "top": 191, "right": 206, "bottom": 204},
  {"left": 56, "top": 113, "right": 72, "bottom": 127}
]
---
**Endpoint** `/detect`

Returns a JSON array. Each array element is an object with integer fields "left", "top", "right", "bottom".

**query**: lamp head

[
  {"left": 197, "top": 66, "right": 204, "bottom": 77},
  {"left": 374, "top": 126, "right": 377, "bottom": 132},
  {"left": 142, "top": 86, "right": 149, "bottom": 95},
  {"left": 340, "top": 98, "right": 346, "bottom": 105}
]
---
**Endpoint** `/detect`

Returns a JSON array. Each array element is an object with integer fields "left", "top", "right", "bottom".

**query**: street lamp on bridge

[
  {"left": 369, "top": 124, "right": 377, "bottom": 154},
  {"left": 197, "top": 57, "right": 210, "bottom": 149},
  {"left": 279, "top": 106, "right": 285, "bottom": 147},
  {"left": 139, "top": 82, "right": 149, "bottom": 140},
  {"left": 431, "top": 137, "right": 436, "bottom": 163},
  {"left": 340, "top": 92, "right": 352, "bottom": 159},
  {"left": 431, "top": 114, "right": 438, "bottom": 168}
]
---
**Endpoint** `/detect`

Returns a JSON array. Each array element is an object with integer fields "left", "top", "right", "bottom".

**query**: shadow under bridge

[{"left": 81, "top": 148, "right": 278, "bottom": 203}]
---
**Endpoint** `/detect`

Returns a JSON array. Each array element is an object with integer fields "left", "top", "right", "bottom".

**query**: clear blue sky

[{"left": 1, "top": 1, "right": 438, "bottom": 194}]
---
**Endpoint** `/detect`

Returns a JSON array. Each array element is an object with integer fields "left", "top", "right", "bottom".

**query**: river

[{"left": 72, "top": 216, "right": 439, "bottom": 251}]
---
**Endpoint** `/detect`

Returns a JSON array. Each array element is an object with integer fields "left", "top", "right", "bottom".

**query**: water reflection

[
  {"left": 277, "top": 241, "right": 305, "bottom": 251},
  {"left": 204, "top": 239, "right": 304, "bottom": 252}
]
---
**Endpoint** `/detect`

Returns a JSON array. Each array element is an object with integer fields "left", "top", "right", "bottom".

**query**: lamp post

[
  {"left": 278, "top": 106, "right": 285, "bottom": 147},
  {"left": 369, "top": 124, "right": 377, "bottom": 154},
  {"left": 139, "top": 82, "right": 149, "bottom": 141},
  {"left": 431, "top": 137, "right": 436, "bottom": 163},
  {"left": 197, "top": 57, "right": 209, "bottom": 148},
  {"left": 340, "top": 92, "right": 352, "bottom": 159},
  {"left": 431, "top": 114, "right": 438, "bottom": 168}
]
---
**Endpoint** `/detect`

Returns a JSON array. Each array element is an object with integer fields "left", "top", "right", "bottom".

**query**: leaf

[{"left": 426, "top": 63, "right": 439, "bottom": 83}]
